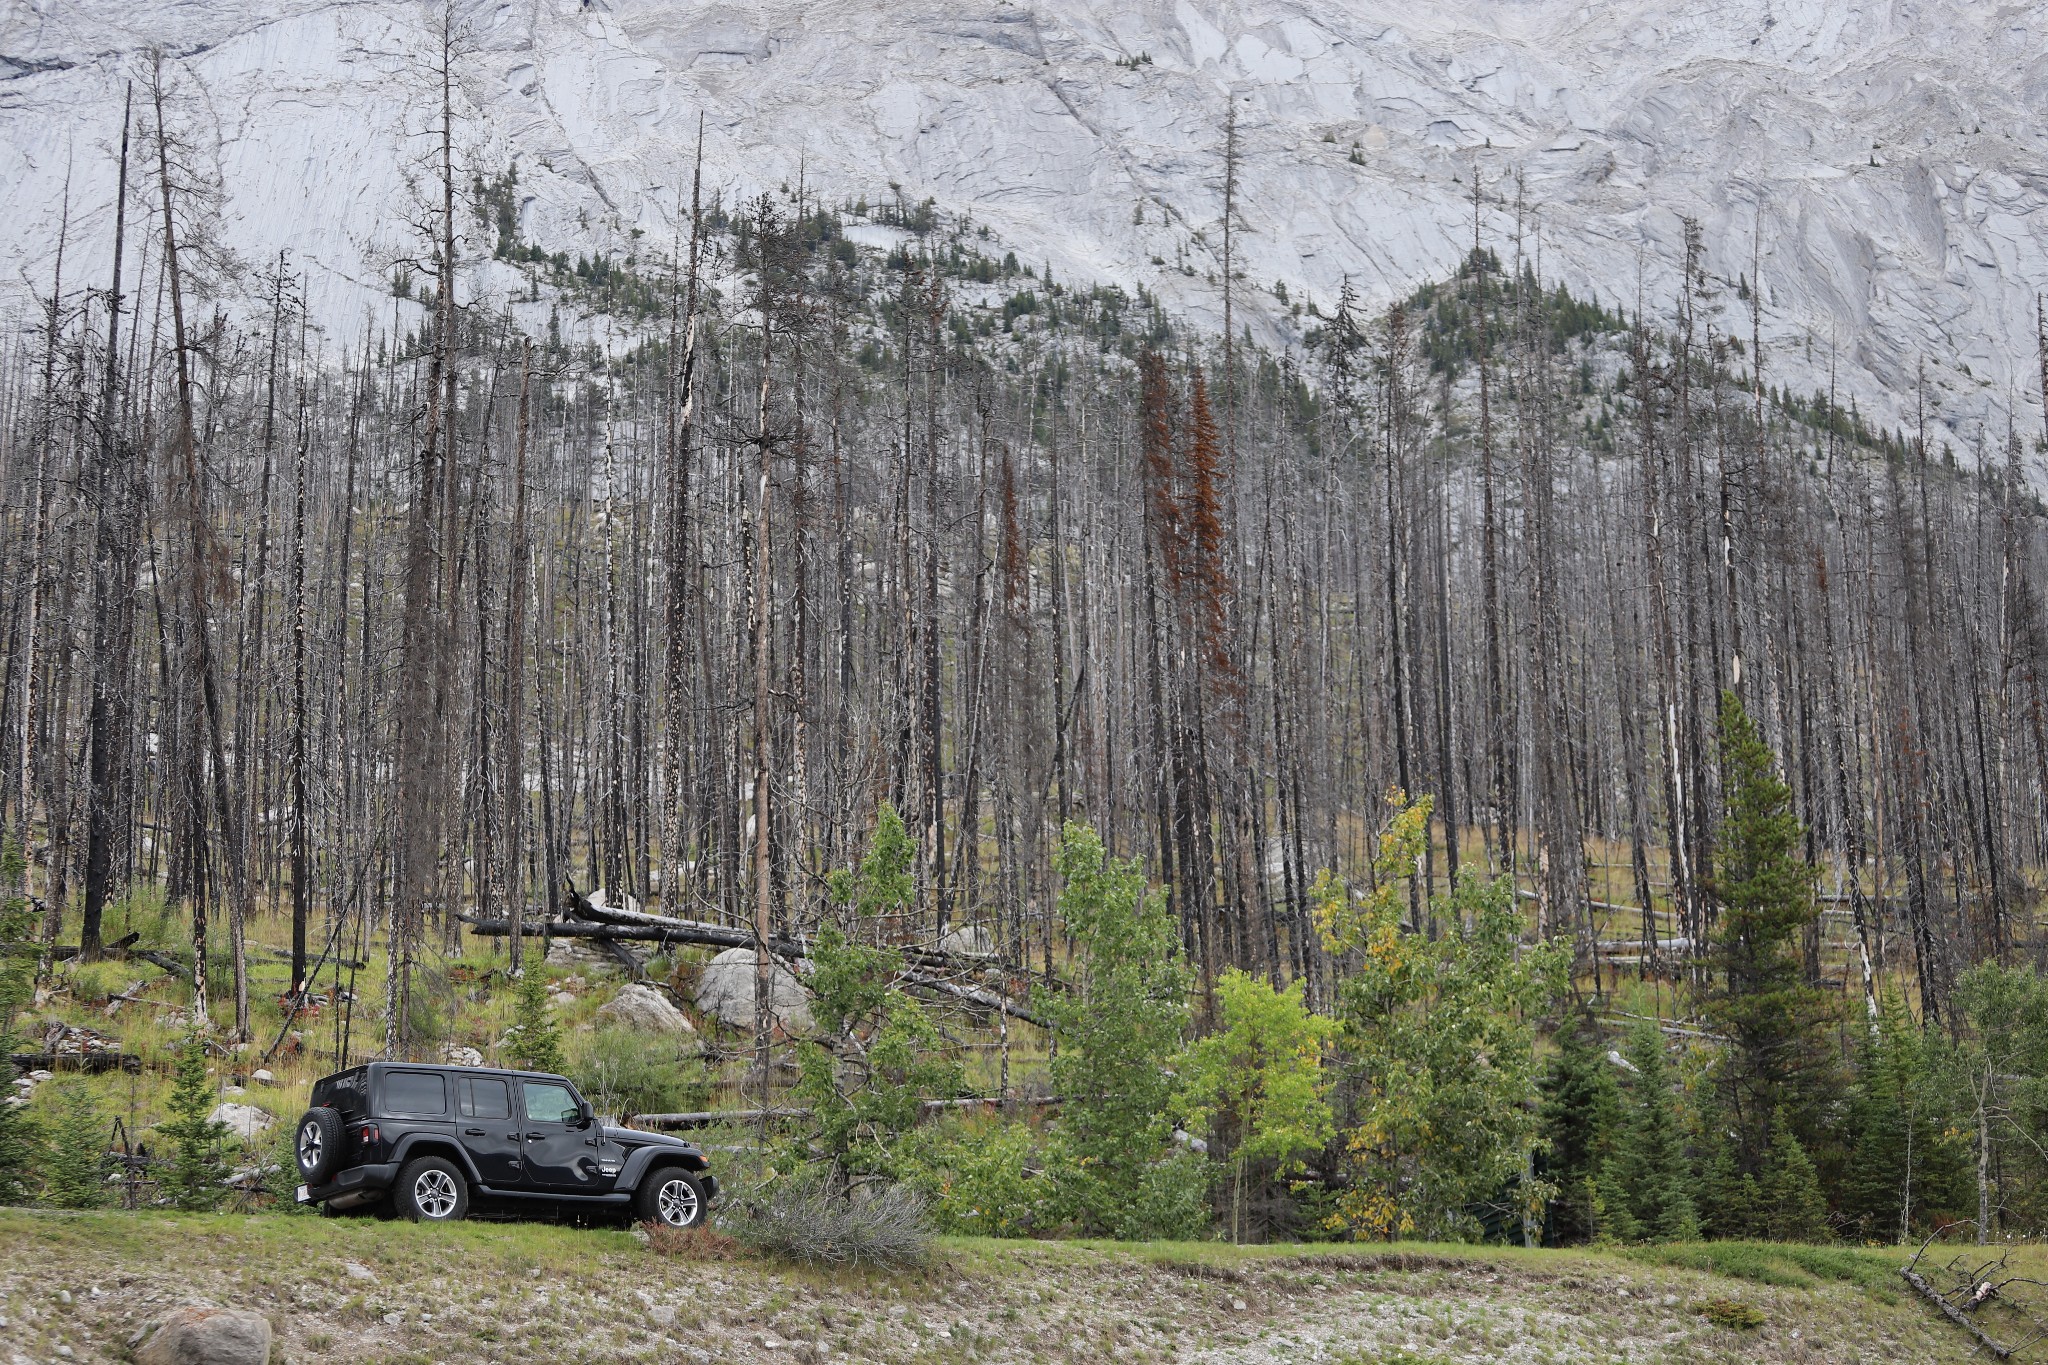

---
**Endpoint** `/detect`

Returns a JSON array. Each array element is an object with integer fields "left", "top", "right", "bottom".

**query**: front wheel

[
  {"left": 395, "top": 1156, "right": 470, "bottom": 1223},
  {"left": 634, "top": 1168, "right": 706, "bottom": 1229}
]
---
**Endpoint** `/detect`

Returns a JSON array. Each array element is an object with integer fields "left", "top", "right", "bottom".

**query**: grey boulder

[
  {"left": 595, "top": 983, "right": 695, "bottom": 1036},
  {"left": 206, "top": 1103, "right": 273, "bottom": 1141},
  {"left": 693, "top": 948, "right": 812, "bottom": 1034},
  {"left": 132, "top": 1306, "right": 272, "bottom": 1365}
]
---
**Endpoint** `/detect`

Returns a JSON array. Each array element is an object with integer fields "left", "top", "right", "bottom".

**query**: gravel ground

[{"left": 0, "top": 1211, "right": 1982, "bottom": 1365}]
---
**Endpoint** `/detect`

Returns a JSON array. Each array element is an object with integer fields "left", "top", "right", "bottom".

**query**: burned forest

[{"left": 8, "top": 56, "right": 2048, "bottom": 1255}]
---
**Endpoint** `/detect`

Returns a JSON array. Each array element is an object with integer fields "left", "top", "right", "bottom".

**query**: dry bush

[
  {"left": 721, "top": 1177, "right": 933, "bottom": 1270},
  {"left": 643, "top": 1222, "right": 741, "bottom": 1261}
]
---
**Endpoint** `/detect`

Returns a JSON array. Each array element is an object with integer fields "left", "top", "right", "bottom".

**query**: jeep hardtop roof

[
  {"left": 309, "top": 1060, "right": 580, "bottom": 1112},
  {"left": 315, "top": 1059, "right": 575, "bottom": 1085}
]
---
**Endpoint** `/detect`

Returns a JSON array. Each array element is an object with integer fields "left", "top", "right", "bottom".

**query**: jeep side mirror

[{"left": 574, "top": 1100, "right": 594, "bottom": 1129}]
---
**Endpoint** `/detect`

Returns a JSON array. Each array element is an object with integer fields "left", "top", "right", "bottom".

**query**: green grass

[{"left": 1627, "top": 1239, "right": 1903, "bottom": 1293}]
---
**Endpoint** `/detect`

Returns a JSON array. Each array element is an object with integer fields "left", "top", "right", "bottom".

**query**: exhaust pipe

[{"left": 326, "top": 1189, "right": 383, "bottom": 1212}]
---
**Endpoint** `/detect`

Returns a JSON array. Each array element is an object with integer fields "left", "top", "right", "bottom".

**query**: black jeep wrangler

[{"left": 293, "top": 1061, "right": 716, "bottom": 1228}]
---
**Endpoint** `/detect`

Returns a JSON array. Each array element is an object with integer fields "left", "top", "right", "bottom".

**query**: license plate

[{"left": 295, "top": 1184, "right": 310, "bottom": 1203}]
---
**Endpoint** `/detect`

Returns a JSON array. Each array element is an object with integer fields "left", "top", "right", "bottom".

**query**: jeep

[{"left": 293, "top": 1061, "right": 716, "bottom": 1228}]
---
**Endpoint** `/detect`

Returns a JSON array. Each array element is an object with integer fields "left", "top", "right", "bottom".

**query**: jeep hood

[{"left": 603, "top": 1124, "right": 695, "bottom": 1151}]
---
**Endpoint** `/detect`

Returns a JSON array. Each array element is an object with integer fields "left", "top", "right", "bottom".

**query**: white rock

[
  {"left": 383, "top": 1312, "right": 404, "bottom": 1327},
  {"left": 27, "top": 1070, "right": 52, "bottom": 1083},
  {"left": 343, "top": 1262, "right": 377, "bottom": 1283},
  {"left": 251, "top": 1069, "right": 276, "bottom": 1086},
  {"left": 937, "top": 924, "right": 996, "bottom": 958},
  {"left": 596, "top": 984, "right": 695, "bottom": 1036},
  {"left": 207, "top": 1103, "right": 275, "bottom": 1141},
  {"left": 693, "top": 948, "right": 813, "bottom": 1034},
  {"left": 442, "top": 1046, "right": 484, "bottom": 1067}
]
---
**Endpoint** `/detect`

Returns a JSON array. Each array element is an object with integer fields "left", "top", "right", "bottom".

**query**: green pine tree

[
  {"left": 1701, "top": 691, "right": 1836, "bottom": 1166},
  {"left": 1611, "top": 1021, "right": 1699, "bottom": 1242},
  {"left": 1839, "top": 993, "right": 1971, "bottom": 1241},
  {"left": 505, "top": 969, "right": 565, "bottom": 1073},
  {"left": 1590, "top": 1163, "right": 1642, "bottom": 1244},
  {"left": 1539, "top": 1010, "right": 1624, "bottom": 1243},
  {"left": 41, "top": 1080, "right": 110, "bottom": 1210},
  {"left": 158, "top": 1036, "right": 228, "bottom": 1211},
  {"left": 1696, "top": 1126, "right": 1761, "bottom": 1240},
  {"left": 1759, "top": 1121, "right": 1831, "bottom": 1242}
]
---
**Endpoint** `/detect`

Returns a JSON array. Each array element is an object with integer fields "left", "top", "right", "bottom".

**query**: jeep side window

[
  {"left": 459, "top": 1077, "right": 511, "bottom": 1121},
  {"left": 385, "top": 1071, "right": 447, "bottom": 1117},
  {"left": 522, "top": 1081, "right": 578, "bottom": 1125}
]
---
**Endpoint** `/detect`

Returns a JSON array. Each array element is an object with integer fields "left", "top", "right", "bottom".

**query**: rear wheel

[
  {"left": 395, "top": 1157, "right": 469, "bottom": 1223},
  {"left": 634, "top": 1167, "right": 706, "bottom": 1229}
]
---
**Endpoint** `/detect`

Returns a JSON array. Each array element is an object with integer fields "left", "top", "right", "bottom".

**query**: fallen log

[
  {"left": 44, "top": 943, "right": 186, "bottom": 978},
  {"left": 629, "top": 1095, "right": 1059, "bottom": 1130},
  {"left": 1900, "top": 1267, "right": 2014, "bottom": 1359},
  {"left": 9, "top": 1051, "right": 143, "bottom": 1075},
  {"left": 461, "top": 917, "right": 1056, "bottom": 1030},
  {"left": 895, "top": 968, "right": 1054, "bottom": 1029},
  {"left": 104, "top": 980, "right": 149, "bottom": 1018},
  {"left": 1593, "top": 937, "right": 1695, "bottom": 954},
  {"left": 562, "top": 895, "right": 1038, "bottom": 982}
]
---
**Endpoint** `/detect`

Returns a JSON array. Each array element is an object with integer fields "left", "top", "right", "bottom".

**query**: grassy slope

[{"left": 0, "top": 1211, "right": 1995, "bottom": 1365}]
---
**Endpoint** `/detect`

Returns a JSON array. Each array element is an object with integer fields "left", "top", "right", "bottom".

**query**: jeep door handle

[
  {"left": 463, "top": 1128, "right": 485, "bottom": 1136},
  {"left": 525, "top": 1133, "right": 544, "bottom": 1141}
]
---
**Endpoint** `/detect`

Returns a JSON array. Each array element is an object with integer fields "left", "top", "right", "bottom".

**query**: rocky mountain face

[{"left": 4, "top": 0, "right": 2044, "bottom": 445}]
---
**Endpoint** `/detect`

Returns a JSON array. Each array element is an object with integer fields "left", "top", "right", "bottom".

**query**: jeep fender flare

[
  {"left": 389, "top": 1133, "right": 485, "bottom": 1186},
  {"left": 618, "top": 1144, "right": 707, "bottom": 1190}
]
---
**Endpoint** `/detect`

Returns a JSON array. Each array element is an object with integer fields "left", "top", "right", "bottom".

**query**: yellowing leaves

[{"left": 1313, "top": 789, "right": 1432, "bottom": 956}]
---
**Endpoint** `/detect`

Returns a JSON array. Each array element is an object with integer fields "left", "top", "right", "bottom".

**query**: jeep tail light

[{"left": 359, "top": 1124, "right": 379, "bottom": 1146}]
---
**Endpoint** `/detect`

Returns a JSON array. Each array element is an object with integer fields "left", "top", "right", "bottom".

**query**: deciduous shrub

[{"left": 904, "top": 1116, "right": 1051, "bottom": 1236}]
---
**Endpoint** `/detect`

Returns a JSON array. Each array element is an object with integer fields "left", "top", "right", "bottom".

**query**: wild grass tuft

[{"left": 1697, "top": 1296, "right": 1768, "bottom": 1329}]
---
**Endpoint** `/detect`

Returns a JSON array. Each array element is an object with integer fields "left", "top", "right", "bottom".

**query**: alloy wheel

[
  {"left": 413, "top": 1169, "right": 459, "bottom": 1219},
  {"left": 656, "top": 1176, "right": 699, "bottom": 1227}
]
